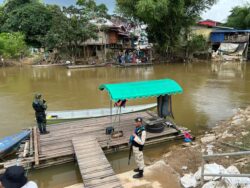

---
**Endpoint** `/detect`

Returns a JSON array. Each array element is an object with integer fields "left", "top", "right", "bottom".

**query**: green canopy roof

[{"left": 99, "top": 78, "right": 183, "bottom": 101}]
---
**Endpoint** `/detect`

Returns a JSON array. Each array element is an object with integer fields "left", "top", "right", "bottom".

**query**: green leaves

[
  {"left": 116, "top": 0, "right": 217, "bottom": 55},
  {"left": 187, "top": 34, "right": 207, "bottom": 53},
  {"left": 2, "top": 2, "right": 52, "bottom": 47},
  {"left": 226, "top": 5, "right": 250, "bottom": 29},
  {"left": 0, "top": 32, "right": 28, "bottom": 58}
]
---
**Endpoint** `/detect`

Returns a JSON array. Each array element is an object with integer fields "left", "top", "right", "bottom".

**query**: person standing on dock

[
  {"left": 130, "top": 117, "right": 146, "bottom": 178},
  {"left": 32, "top": 93, "right": 49, "bottom": 134}
]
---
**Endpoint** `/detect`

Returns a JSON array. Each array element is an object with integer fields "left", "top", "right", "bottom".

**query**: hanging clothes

[{"left": 157, "top": 95, "right": 174, "bottom": 118}]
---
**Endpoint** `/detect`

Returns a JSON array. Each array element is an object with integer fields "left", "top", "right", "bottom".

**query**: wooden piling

[{"left": 33, "top": 127, "right": 39, "bottom": 166}]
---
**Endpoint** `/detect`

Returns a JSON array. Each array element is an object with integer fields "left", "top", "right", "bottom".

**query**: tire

[{"left": 146, "top": 123, "right": 165, "bottom": 133}]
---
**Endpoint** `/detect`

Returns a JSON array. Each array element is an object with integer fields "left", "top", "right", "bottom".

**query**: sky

[
  {"left": 201, "top": 0, "right": 250, "bottom": 22},
  {"left": 0, "top": 0, "right": 249, "bottom": 22}
]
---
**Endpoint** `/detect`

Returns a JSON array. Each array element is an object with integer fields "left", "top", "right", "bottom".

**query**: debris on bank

[
  {"left": 181, "top": 163, "right": 250, "bottom": 188},
  {"left": 162, "top": 106, "right": 250, "bottom": 188}
]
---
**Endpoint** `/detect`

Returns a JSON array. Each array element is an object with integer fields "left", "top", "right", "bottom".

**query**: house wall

[
  {"left": 191, "top": 26, "right": 214, "bottom": 41},
  {"left": 108, "top": 31, "right": 118, "bottom": 44},
  {"left": 210, "top": 33, "right": 225, "bottom": 43},
  {"left": 84, "top": 31, "right": 107, "bottom": 45}
]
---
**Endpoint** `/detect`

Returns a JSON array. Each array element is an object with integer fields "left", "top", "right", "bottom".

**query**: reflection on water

[
  {"left": 211, "top": 62, "right": 246, "bottom": 78},
  {"left": 29, "top": 162, "right": 82, "bottom": 188},
  {"left": 1, "top": 62, "right": 250, "bottom": 187}
]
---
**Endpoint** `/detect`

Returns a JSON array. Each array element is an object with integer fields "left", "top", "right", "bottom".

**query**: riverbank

[
  {"left": 0, "top": 56, "right": 42, "bottom": 67},
  {"left": 117, "top": 106, "right": 250, "bottom": 187}
]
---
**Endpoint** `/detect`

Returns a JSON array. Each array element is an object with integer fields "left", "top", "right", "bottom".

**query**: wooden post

[
  {"left": 150, "top": 48, "right": 153, "bottom": 63},
  {"left": 110, "top": 100, "right": 112, "bottom": 127},
  {"left": 33, "top": 127, "right": 39, "bottom": 166},
  {"left": 29, "top": 128, "right": 33, "bottom": 156},
  {"left": 23, "top": 141, "right": 29, "bottom": 158}
]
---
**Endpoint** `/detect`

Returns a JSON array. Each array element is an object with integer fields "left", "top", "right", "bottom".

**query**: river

[{"left": 0, "top": 62, "right": 249, "bottom": 187}]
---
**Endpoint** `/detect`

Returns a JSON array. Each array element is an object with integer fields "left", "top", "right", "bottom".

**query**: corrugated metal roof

[{"left": 212, "top": 29, "right": 250, "bottom": 33}]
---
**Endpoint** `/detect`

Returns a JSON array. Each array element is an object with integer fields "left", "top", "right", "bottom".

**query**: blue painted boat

[{"left": 0, "top": 130, "right": 30, "bottom": 157}]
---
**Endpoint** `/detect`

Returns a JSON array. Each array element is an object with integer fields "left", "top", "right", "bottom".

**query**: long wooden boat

[
  {"left": 67, "top": 63, "right": 107, "bottom": 69},
  {"left": 46, "top": 103, "right": 157, "bottom": 121},
  {"left": 32, "top": 64, "right": 66, "bottom": 68},
  {"left": 0, "top": 130, "right": 30, "bottom": 157},
  {"left": 117, "top": 62, "right": 153, "bottom": 68}
]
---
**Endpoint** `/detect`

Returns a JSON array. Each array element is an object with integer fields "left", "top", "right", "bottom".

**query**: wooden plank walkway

[{"left": 72, "top": 137, "right": 122, "bottom": 188}]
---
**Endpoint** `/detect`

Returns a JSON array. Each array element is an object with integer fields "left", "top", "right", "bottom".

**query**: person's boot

[
  {"left": 133, "top": 168, "right": 139, "bottom": 172},
  {"left": 133, "top": 170, "right": 143, "bottom": 178},
  {"left": 43, "top": 126, "right": 50, "bottom": 134},
  {"left": 38, "top": 124, "right": 44, "bottom": 134}
]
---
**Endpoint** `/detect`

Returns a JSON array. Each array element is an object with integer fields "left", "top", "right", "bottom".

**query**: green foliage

[
  {"left": 2, "top": 2, "right": 52, "bottom": 47},
  {"left": 187, "top": 34, "right": 208, "bottom": 54},
  {"left": 0, "top": 0, "right": 109, "bottom": 61},
  {"left": 43, "top": 5, "right": 68, "bottom": 49},
  {"left": 44, "top": 4, "right": 100, "bottom": 61},
  {"left": 0, "top": 32, "right": 28, "bottom": 58},
  {"left": 76, "top": 0, "right": 109, "bottom": 18},
  {"left": 226, "top": 5, "right": 250, "bottom": 29},
  {"left": 116, "top": 0, "right": 217, "bottom": 55}
]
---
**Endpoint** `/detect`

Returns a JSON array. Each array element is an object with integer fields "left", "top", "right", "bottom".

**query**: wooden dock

[
  {"left": 73, "top": 137, "right": 122, "bottom": 188},
  {"left": 0, "top": 111, "right": 187, "bottom": 186}
]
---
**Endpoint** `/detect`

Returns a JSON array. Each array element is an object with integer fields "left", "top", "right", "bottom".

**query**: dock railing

[{"left": 201, "top": 151, "right": 250, "bottom": 184}]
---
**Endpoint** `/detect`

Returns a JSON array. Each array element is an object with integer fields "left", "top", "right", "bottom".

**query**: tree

[
  {"left": 186, "top": 34, "right": 208, "bottom": 58},
  {"left": 116, "top": 0, "right": 217, "bottom": 56},
  {"left": 1, "top": 2, "right": 52, "bottom": 47},
  {"left": 0, "top": 32, "right": 28, "bottom": 58},
  {"left": 43, "top": 5, "right": 68, "bottom": 50},
  {"left": 76, "top": 0, "right": 110, "bottom": 18},
  {"left": 43, "top": 1, "right": 109, "bottom": 62},
  {"left": 226, "top": 5, "right": 250, "bottom": 29},
  {"left": 43, "top": 5, "right": 98, "bottom": 62}
]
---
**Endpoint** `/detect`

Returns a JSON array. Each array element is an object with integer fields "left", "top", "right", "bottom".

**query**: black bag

[{"left": 106, "top": 127, "right": 114, "bottom": 135}]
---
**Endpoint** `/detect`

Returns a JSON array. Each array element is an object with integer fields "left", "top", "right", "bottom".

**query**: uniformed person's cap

[
  {"left": 135, "top": 117, "right": 143, "bottom": 122},
  {"left": 35, "top": 93, "right": 42, "bottom": 99}
]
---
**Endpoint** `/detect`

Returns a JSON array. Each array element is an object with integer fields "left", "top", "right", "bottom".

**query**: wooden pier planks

[
  {"left": 37, "top": 111, "right": 182, "bottom": 162},
  {"left": 72, "top": 137, "right": 123, "bottom": 188}
]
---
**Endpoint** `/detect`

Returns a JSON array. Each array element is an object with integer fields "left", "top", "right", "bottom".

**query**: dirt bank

[
  {"left": 118, "top": 106, "right": 250, "bottom": 187},
  {"left": 0, "top": 55, "right": 42, "bottom": 67}
]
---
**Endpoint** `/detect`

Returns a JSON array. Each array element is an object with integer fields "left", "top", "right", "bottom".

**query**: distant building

[
  {"left": 198, "top": 19, "right": 221, "bottom": 27},
  {"left": 210, "top": 30, "right": 250, "bottom": 61},
  {"left": 191, "top": 19, "right": 233, "bottom": 41},
  {"left": 82, "top": 16, "right": 152, "bottom": 63}
]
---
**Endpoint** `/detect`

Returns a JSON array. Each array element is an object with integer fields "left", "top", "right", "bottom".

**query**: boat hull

[
  {"left": 0, "top": 130, "right": 30, "bottom": 158},
  {"left": 46, "top": 103, "right": 157, "bottom": 121}
]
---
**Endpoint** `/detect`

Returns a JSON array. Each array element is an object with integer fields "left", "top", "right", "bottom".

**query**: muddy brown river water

[{"left": 0, "top": 62, "right": 250, "bottom": 187}]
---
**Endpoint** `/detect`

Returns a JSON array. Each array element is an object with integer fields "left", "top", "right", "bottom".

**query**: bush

[
  {"left": 187, "top": 34, "right": 208, "bottom": 53},
  {"left": 0, "top": 32, "right": 29, "bottom": 58}
]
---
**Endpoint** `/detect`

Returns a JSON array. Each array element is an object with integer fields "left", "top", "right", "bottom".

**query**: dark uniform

[{"left": 32, "top": 94, "right": 49, "bottom": 134}]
